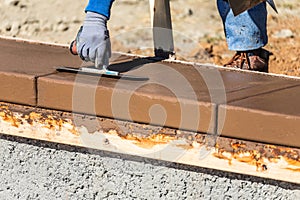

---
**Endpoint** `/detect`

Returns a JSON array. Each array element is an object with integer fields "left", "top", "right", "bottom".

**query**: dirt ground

[{"left": 1, "top": 0, "right": 300, "bottom": 76}]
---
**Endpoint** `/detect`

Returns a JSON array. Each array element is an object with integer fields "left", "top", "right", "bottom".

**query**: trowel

[
  {"left": 57, "top": 36, "right": 148, "bottom": 81},
  {"left": 229, "top": 0, "right": 278, "bottom": 16}
]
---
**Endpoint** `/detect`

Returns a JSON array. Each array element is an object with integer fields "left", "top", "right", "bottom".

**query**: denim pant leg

[{"left": 217, "top": 0, "right": 268, "bottom": 51}]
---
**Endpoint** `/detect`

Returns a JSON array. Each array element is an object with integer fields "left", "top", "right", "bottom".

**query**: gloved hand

[{"left": 76, "top": 11, "right": 111, "bottom": 68}]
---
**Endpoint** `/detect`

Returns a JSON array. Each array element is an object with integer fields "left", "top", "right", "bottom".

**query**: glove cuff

[{"left": 84, "top": 11, "right": 108, "bottom": 27}]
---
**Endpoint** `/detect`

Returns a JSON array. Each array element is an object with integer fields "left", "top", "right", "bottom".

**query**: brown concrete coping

[
  {"left": 38, "top": 42, "right": 299, "bottom": 133},
  {"left": 0, "top": 38, "right": 81, "bottom": 105},
  {"left": 37, "top": 60, "right": 217, "bottom": 134},
  {"left": 1, "top": 38, "right": 300, "bottom": 147},
  {"left": 218, "top": 69, "right": 300, "bottom": 103},
  {"left": 219, "top": 85, "right": 300, "bottom": 148},
  {"left": 37, "top": 55, "right": 300, "bottom": 136}
]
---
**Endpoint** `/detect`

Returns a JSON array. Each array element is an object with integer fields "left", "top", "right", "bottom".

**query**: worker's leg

[
  {"left": 217, "top": 0, "right": 268, "bottom": 51},
  {"left": 217, "top": 0, "right": 269, "bottom": 72}
]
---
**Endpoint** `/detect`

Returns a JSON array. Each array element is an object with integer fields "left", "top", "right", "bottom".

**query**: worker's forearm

[{"left": 85, "top": 0, "right": 115, "bottom": 19}]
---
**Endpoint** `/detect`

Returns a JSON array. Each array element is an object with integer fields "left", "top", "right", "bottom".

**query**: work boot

[{"left": 224, "top": 48, "right": 270, "bottom": 72}]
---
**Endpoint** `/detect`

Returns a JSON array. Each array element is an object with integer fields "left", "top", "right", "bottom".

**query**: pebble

[
  {"left": 4, "top": 0, "right": 20, "bottom": 6},
  {"left": 55, "top": 23, "right": 69, "bottom": 32},
  {"left": 11, "top": 21, "right": 20, "bottom": 30},
  {"left": 272, "top": 29, "right": 294, "bottom": 39},
  {"left": 41, "top": 23, "right": 53, "bottom": 32}
]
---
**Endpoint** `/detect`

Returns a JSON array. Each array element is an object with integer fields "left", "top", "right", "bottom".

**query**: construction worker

[{"left": 75, "top": 0, "right": 269, "bottom": 72}]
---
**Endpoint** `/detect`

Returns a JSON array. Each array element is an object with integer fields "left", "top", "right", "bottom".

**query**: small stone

[
  {"left": 55, "top": 23, "right": 69, "bottom": 32},
  {"left": 72, "top": 17, "right": 82, "bottom": 24},
  {"left": 272, "top": 29, "right": 294, "bottom": 39},
  {"left": 41, "top": 22, "right": 53, "bottom": 32},
  {"left": 4, "top": 0, "right": 20, "bottom": 6},
  {"left": 5, "top": 24, "right": 12, "bottom": 32},
  {"left": 188, "top": 8, "right": 193, "bottom": 16}
]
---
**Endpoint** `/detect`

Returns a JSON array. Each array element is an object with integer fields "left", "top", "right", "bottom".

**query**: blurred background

[{"left": 0, "top": 0, "right": 300, "bottom": 76}]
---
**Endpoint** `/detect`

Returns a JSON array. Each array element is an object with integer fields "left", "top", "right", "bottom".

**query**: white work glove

[{"left": 76, "top": 11, "right": 111, "bottom": 68}]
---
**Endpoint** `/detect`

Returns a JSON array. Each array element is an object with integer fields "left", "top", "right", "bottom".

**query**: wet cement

[
  {"left": 37, "top": 59, "right": 300, "bottom": 147},
  {"left": 1, "top": 37, "right": 300, "bottom": 151},
  {"left": 0, "top": 38, "right": 81, "bottom": 105},
  {"left": 0, "top": 38, "right": 81, "bottom": 75},
  {"left": 219, "top": 84, "right": 300, "bottom": 148}
]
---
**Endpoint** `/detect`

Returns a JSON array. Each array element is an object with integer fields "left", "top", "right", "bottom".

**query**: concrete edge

[
  {"left": 0, "top": 36, "right": 68, "bottom": 48},
  {"left": 36, "top": 74, "right": 216, "bottom": 134},
  {"left": 218, "top": 104, "right": 300, "bottom": 148}
]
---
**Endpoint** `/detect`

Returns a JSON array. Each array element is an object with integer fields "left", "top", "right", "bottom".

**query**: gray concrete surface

[{"left": 0, "top": 134, "right": 299, "bottom": 200}]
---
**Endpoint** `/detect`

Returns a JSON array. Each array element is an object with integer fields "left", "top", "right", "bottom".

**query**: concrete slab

[
  {"left": 2, "top": 38, "right": 300, "bottom": 144},
  {"left": 219, "top": 85, "right": 300, "bottom": 148},
  {"left": 0, "top": 71, "right": 36, "bottom": 105},
  {"left": 37, "top": 61, "right": 217, "bottom": 133},
  {"left": 218, "top": 69, "right": 300, "bottom": 103},
  {"left": 0, "top": 38, "right": 81, "bottom": 105},
  {"left": 38, "top": 54, "right": 300, "bottom": 135}
]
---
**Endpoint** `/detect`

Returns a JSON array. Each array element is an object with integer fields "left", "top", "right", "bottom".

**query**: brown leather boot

[{"left": 224, "top": 48, "right": 270, "bottom": 73}]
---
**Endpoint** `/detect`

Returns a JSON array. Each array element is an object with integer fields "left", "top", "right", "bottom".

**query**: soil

[{"left": 1, "top": 0, "right": 300, "bottom": 76}]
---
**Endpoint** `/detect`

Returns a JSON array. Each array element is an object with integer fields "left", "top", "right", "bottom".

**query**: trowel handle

[{"left": 69, "top": 40, "right": 78, "bottom": 55}]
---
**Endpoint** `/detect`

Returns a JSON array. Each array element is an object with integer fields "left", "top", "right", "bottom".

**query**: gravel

[{"left": 0, "top": 134, "right": 299, "bottom": 200}]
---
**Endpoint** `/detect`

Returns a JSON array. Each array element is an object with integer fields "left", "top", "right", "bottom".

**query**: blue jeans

[{"left": 217, "top": 0, "right": 268, "bottom": 51}]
